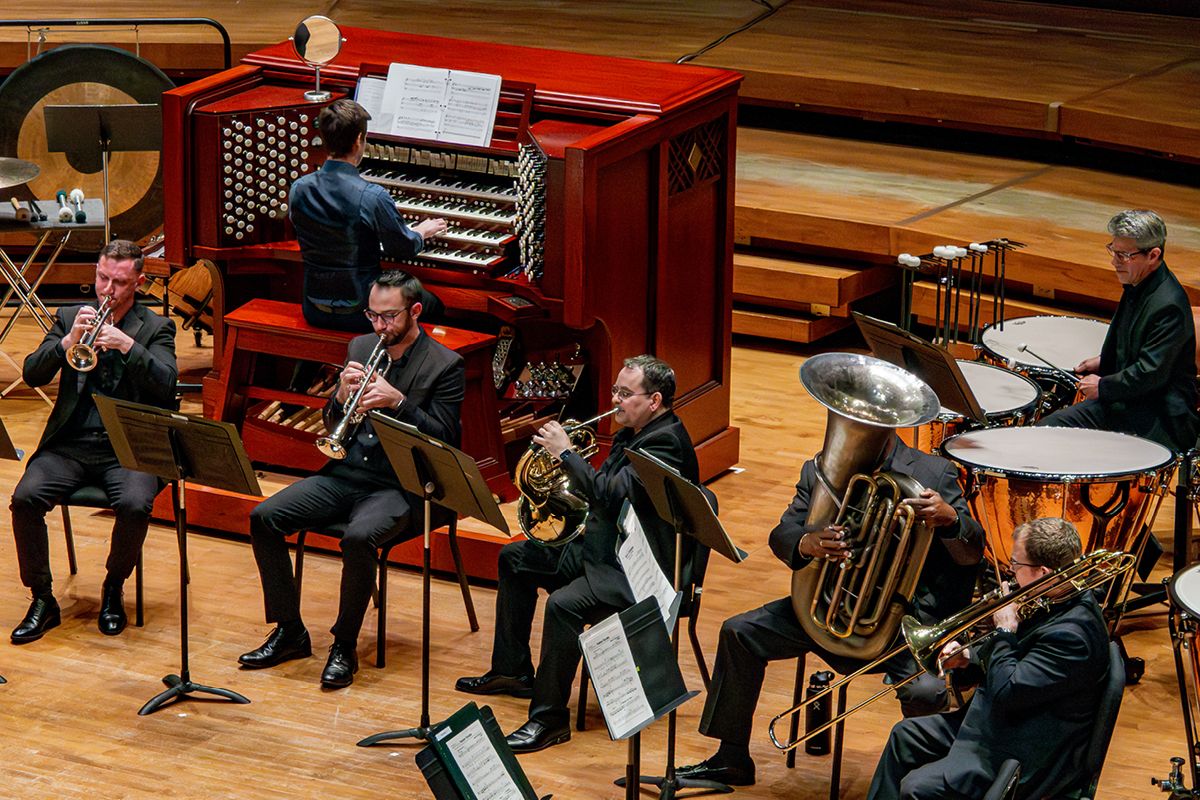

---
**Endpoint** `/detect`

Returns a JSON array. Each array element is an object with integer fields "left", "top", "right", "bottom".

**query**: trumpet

[
  {"left": 316, "top": 335, "right": 392, "bottom": 460},
  {"left": 768, "top": 548, "right": 1135, "bottom": 752},
  {"left": 514, "top": 406, "right": 620, "bottom": 546},
  {"left": 66, "top": 295, "right": 114, "bottom": 372}
]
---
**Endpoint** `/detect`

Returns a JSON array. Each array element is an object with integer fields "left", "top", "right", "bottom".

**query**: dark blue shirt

[{"left": 289, "top": 160, "right": 424, "bottom": 323}]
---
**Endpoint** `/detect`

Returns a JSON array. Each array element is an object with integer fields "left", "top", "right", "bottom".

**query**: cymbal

[{"left": 0, "top": 157, "right": 38, "bottom": 190}]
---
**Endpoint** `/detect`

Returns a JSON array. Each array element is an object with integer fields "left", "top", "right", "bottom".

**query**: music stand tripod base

[
  {"left": 139, "top": 674, "right": 251, "bottom": 716},
  {"left": 614, "top": 775, "right": 732, "bottom": 797}
]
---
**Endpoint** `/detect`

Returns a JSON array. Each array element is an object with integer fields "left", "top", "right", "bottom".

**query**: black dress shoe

[
  {"left": 98, "top": 585, "right": 127, "bottom": 636},
  {"left": 675, "top": 758, "right": 756, "bottom": 787},
  {"left": 505, "top": 719, "right": 571, "bottom": 754},
  {"left": 238, "top": 625, "right": 312, "bottom": 668},
  {"left": 455, "top": 672, "right": 535, "bottom": 698},
  {"left": 12, "top": 596, "right": 61, "bottom": 643},
  {"left": 320, "top": 642, "right": 359, "bottom": 689}
]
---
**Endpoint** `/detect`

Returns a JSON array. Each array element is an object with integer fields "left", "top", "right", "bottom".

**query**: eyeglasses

[
  {"left": 1105, "top": 243, "right": 1149, "bottom": 263},
  {"left": 611, "top": 385, "right": 650, "bottom": 401},
  {"left": 1009, "top": 558, "right": 1041, "bottom": 570},
  {"left": 364, "top": 307, "right": 409, "bottom": 324}
]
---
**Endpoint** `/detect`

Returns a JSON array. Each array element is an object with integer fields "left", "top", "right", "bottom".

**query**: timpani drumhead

[
  {"left": 942, "top": 427, "right": 1173, "bottom": 481},
  {"left": 1170, "top": 562, "right": 1200, "bottom": 619},
  {"left": 955, "top": 360, "right": 1041, "bottom": 418},
  {"left": 981, "top": 316, "right": 1109, "bottom": 374}
]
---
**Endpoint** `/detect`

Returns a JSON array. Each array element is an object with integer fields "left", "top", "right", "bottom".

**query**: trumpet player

[
  {"left": 455, "top": 355, "right": 699, "bottom": 754},
  {"left": 239, "top": 271, "right": 464, "bottom": 688},
  {"left": 677, "top": 434, "right": 983, "bottom": 787},
  {"left": 10, "top": 239, "right": 177, "bottom": 642},
  {"left": 867, "top": 517, "right": 1110, "bottom": 800}
]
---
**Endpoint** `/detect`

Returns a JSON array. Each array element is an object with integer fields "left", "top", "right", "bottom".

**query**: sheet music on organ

[{"left": 360, "top": 63, "right": 502, "bottom": 147}]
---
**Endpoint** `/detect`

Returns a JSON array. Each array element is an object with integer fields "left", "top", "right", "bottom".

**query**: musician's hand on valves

[
  {"left": 533, "top": 421, "right": 571, "bottom": 460},
  {"left": 336, "top": 361, "right": 366, "bottom": 406},
  {"left": 1075, "top": 356, "right": 1100, "bottom": 375},
  {"left": 62, "top": 306, "right": 97, "bottom": 352},
  {"left": 1077, "top": 373, "right": 1101, "bottom": 401},
  {"left": 992, "top": 580, "right": 1020, "bottom": 634},
  {"left": 800, "top": 525, "right": 850, "bottom": 562},
  {"left": 91, "top": 322, "right": 134, "bottom": 356},
  {"left": 354, "top": 372, "right": 404, "bottom": 415},
  {"left": 413, "top": 217, "right": 449, "bottom": 240},
  {"left": 903, "top": 489, "right": 958, "bottom": 528}
]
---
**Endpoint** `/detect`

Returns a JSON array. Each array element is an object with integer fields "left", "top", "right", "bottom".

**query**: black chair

[
  {"left": 60, "top": 484, "right": 145, "bottom": 626},
  {"left": 982, "top": 760, "right": 1021, "bottom": 800},
  {"left": 995, "top": 640, "right": 1126, "bottom": 800},
  {"left": 293, "top": 509, "right": 478, "bottom": 668}
]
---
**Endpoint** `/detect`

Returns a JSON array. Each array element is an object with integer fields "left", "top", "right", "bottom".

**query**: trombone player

[
  {"left": 238, "top": 271, "right": 464, "bottom": 688},
  {"left": 677, "top": 433, "right": 983, "bottom": 787},
  {"left": 867, "top": 517, "right": 1111, "bottom": 800},
  {"left": 10, "top": 239, "right": 177, "bottom": 642}
]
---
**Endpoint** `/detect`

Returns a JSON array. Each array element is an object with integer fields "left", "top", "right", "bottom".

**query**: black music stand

[
  {"left": 0, "top": 415, "right": 21, "bottom": 685},
  {"left": 95, "top": 396, "right": 258, "bottom": 715},
  {"left": 618, "top": 449, "right": 746, "bottom": 799},
  {"left": 44, "top": 103, "right": 161, "bottom": 242},
  {"left": 357, "top": 413, "right": 508, "bottom": 747},
  {"left": 853, "top": 312, "right": 987, "bottom": 425}
]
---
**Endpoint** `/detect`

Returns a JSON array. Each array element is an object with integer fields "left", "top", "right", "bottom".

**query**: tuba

[
  {"left": 792, "top": 353, "right": 940, "bottom": 660},
  {"left": 515, "top": 407, "right": 619, "bottom": 546}
]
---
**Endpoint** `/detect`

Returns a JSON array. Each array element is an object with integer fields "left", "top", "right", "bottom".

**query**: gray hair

[{"left": 1107, "top": 209, "right": 1167, "bottom": 253}]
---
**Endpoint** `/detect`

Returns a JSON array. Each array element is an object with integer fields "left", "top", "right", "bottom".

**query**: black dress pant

[
  {"left": 488, "top": 539, "right": 620, "bottom": 730},
  {"left": 866, "top": 707, "right": 990, "bottom": 800},
  {"left": 10, "top": 438, "right": 158, "bottom": 595},
  {"left": 250, "top": 465, "right": 411, "bottom": 643},
  {"left": 698, "top": 597, "right": 946, "bottom": 748}
]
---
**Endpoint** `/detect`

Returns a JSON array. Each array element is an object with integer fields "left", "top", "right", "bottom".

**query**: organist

[{"left": 292, "top": 99, "right": 448, "bottom": 331}]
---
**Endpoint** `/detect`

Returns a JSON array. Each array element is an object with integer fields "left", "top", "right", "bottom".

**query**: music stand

[
  {"left": 44, "top": 103, "right": 161, "bottom": 242},
  {"left": 853, "top": 312, "right": 987, "bottom": 425},
  {"left": 95, "top": 396, "right": 258, "bottom": 715},
  {"left": 357, "top": 412, "right": 509, "bottom": 747},
  {"left": 0, "top": 415, "right": 21, "bottom": 684},
  {"left": 619, "top": 448, "right": 746, "bottom": 799}
]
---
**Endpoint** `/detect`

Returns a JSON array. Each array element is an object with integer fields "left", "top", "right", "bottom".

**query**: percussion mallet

[
  {"left": 69, "top": 188, "right": 86, "bottom": 223},
  {"left": 1016, "top": 343, "right": 1080, "bottom": 387},
  {"left": 9, "top": 197, "right": 30, "bottom": 223},
  {"left": 29, "top": 199, "right": 46, "bottom": 221},
  {"left": 55, "top": 190, "right": 73, "bottom": 223}
]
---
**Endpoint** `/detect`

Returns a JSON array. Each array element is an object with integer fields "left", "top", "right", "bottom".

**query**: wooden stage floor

[{"left": 0, "top": 315, "right": 1190, "bottom": 799}]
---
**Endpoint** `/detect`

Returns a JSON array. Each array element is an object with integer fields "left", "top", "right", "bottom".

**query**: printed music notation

[
  {"left": 579, "top": 612, "right": 655, "bottom": 740},
  {"left": 357, "top": 63, "right": 502, "bottom": 148},
  {"left": 441, "top": 718, "right": 526, "bottom": 800}
]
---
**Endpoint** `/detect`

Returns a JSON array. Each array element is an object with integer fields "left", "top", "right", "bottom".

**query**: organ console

[{"left": 162, "top": 26, "right": 742, "bottom": 492}]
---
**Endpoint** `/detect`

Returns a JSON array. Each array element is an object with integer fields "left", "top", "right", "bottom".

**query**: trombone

[
  {"left": 316, "top": 335, "right": 391, "bottom": 460},
  {"left": 767, "top": 548, "right": 1135, "bottom": 752},
  {"left": 66, "top": 295, "right": 114, "bottom": 372}
]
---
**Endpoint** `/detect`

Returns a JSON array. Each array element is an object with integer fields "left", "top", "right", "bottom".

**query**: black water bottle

[{"left": 805, "top": 670, "right": 835, "bottom": 755}]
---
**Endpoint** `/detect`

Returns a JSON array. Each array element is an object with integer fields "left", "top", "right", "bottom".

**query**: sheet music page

[
  {"left": 579, "top": 612, "right": 655, "bottom": 739},
  {"left": 355, "top": 76, "right": 389, "bottom": 134},
  {"left": 440, "top": 69, "right": 502, "bottom": 147},
  {"left": 618, "top": 502, "right": 681, "bottom": 629},
  {"left": 441, "top": 719, "right": 525, "bottom": 800},
  {"left": 385, "top": 63, "right": 448, "bottom": 141}
]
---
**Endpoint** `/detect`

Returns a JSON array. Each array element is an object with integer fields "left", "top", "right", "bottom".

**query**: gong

[{"left": 0, "top": 44, "right": 174, "bottom": 249}]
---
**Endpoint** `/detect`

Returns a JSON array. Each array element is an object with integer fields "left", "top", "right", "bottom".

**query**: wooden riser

[{"left": 733, "top": 307, "right": 853, "bottom": 343}]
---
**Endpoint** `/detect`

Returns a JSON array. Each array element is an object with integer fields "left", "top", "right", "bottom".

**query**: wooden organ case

[{"left": 162, "top": 28, "right": 742, "bottom": 488}]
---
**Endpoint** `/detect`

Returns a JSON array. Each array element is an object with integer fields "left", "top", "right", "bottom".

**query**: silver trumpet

[
  {"left": 316, "top": 335, "right": 392, "bottom": 460},
  {"left": 66, "top": 295, "right": 114, "bottom": 372}
]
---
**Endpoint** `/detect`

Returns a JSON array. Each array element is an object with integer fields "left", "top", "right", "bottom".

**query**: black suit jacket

[
  {"left": 24, "top": 302, "right": 178, "bottom": 453},
  {"left": 1098, "top": 260, "right": 1198, "bottom": 451},
  {"left": 560, "top": 410, "right": 699, "bottom": 609},
  {"left": 769, "top": 436, "right": 984, "bottom": 623},
  {"left": 322, "top": 328, "right": 465, "bottom": 485},
  {"left": 948, "top": 593, "right": 1110, "bottom": 796}
]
